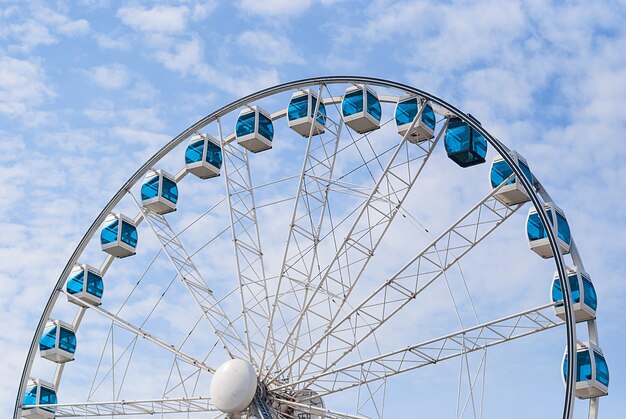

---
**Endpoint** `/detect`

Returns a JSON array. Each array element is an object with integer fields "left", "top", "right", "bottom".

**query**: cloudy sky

[{"left": 1, "top": 0, "right": 625, "bottom": 418}]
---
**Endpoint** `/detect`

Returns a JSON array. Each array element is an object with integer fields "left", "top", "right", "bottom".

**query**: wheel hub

[{"left": 209, "top": 358, "right": 257, "bottom": 414}]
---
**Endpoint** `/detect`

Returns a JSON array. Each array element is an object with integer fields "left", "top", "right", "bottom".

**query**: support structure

[
  {"left": 279, "top": 303, "right": 563, "bottom": 398},
  {"left": 132, "top": 197, "right": 248, "bottom": 361},
  {"left": 268, "top": 104, "right": 441, "bottom": 381},
  {"left": 273, "top": 173, "right": 521, "bottom": 383},
  {"left": 218, "top": 119, "right": 274, "bottom": 369},
  {"left": 25, "top": 397, "right": 216, "bottom": 417},
  {"left": 264, "top": 86, "right": 343, "bottom": 375},
  {"left": 63, "top": 291, "right": 215, "bottom": 373},
  {"left": 15, "top": 77, "right": 584, "bottom": 419}
]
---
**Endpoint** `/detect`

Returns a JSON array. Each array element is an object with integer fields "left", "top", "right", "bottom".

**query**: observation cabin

[
  {"left": 526, "top": 203, "right": 571, "bottom": 258},
  {"left": 341, "top": 85, "right": 381, "bottom": 134},
  {"left": 22, "top": 379, "right": 57, "bottom": 419},
  {"left": 394, "top": 96, "right": 436, "bottom": 143},
  {"left": 66, "top": 264, "right": 103, "bottom": 306},
  {"left": 444, "top": 115, "right": 488, "bottom": 168},
  {"left": 100, "top": 213, "right": 138, "bottom": 258},
  {"left": 141, "top": 169, "right": 179, "bottom": 215},
  {"left": 288, "top": 89, "right": 327, "bottom": 137},
  {"left": 552, "top": 266, "right": 597, "bottom": 322},
  {"left": 490, "top": 152, "right": 533, "bottom": 205},
  {"left": 39, "top": 319, "right": 76, "bottom": 363},
  {"left": 235, "top": 105, "right": 274, "bottom": 153},
  {"left": 185, "top": 134, "right": 222, "bottom": 179},
  {"left": 563, "top": 343, "right": 609, "bottom": 399}
]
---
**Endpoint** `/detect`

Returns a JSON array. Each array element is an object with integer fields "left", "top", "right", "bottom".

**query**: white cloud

[
  {"left": 0, "top": 55, "right": 53, "bottom": 117},
  {"left": 88, "top": 64, "right": 130, "bottom": 90},
  {"left": 55, "top": 18, "right": 90, "bottom": 36},
  {"left": 190, "top": 1, "right": 217, "bottom": 21},
  {"left": 31, "top": 5, "right": 90, "bottom": 36},
  {"left": 95, "top": 33, "right": 130, "bottom": 51},
  {"left": 2, "top": 1, "right": 626, "bottom": 417},
  {"left": 111, "top": 126, "right": 170, "bottom": 147},
  {"left": 129, "top": 80, "right": 160, "bottom": 102},
  {"left": 121, "top": 107, "right": 165, "bottom": 130},
  {"left": 0, "top": 5, "right": 19, "bottom": 19},
  {"left": 83, "top": 100, "right": 116, "bottom": 122},
  {"left": 213, "top": 67, "right": 281, "bottom": 96},
  {"left": 2, "top": 5, "right": 90, "bottom": 52},
  {"left": 154, "top": 35, "right": 204, "bottom": 74},
  {"left": 236, "top": 30, "right": 305, "bottom": 65},
  {"left": 461, "top": 68, "right": 534, "bottom": 115},
  {"left": 236, "top": 0, "right": 313, "bottom": 17},
  {"left": 0, "top": 133, "right": 25, "bottom": 163},
  {"left": 151, "top": 35, "right": 281, "bottom": 96},
  {"left": 117, "top": 5, "right": 190, "bottom": 33},
  {"left": 6, "top": 20, "right": 57, "bottom": 51}
]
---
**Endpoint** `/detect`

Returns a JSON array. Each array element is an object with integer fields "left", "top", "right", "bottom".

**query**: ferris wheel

[{"left": 15, "top": 76, "right": 609, "bottom": 419}]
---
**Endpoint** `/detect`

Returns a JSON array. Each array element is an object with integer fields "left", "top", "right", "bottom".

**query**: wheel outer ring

[{"left": 14, "top": 76, "right": 577, "bottom": 419}]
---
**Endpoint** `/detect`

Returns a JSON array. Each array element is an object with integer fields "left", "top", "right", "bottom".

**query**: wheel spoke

[
  {"left": 17, "top": 77, "right": 597, "bottom": 419},
  {"left": 265, "top": 85, "right": 344, "bottom": 376},
  {"left": 27, "top": 396, "right": 216, "bottom": 417},
  {"left": 268, "top": 102, "right": 441, "bottom": 383},
  {"left": 63, "top": 290, "right": 215, "bottom": 373},
  {"left": 218, "top": 118, "right": 273, "bottom": 368},
  {"left": 130, "top": 193, "right": 248, "bottom": 361},
  {"left": 277, "top": 303, "right": 562, "bottom": 398},
  {"left": 274, "top": 173, "right": 521, "bottom": 384},
  {"left": 270, "top": 113, "right": 445, "bottom": 386},
  {"left": 270, "top": 398, "right": 369, "bottom": 419}
]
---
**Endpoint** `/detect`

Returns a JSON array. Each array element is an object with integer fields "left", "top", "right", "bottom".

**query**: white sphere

[{"left": 210, "top": 358, "right": 257, "bottom": 413}]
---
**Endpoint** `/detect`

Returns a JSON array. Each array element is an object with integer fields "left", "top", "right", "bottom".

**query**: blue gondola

[
  {"left": 394, "top": 96, "right": 436, "bottom": 142},
  {"left": 444, "top": 115, "right": 487, "bottom": 168},
  {"left": 526, "top": 203, "right": 571, "bottom": 258},
  {"left": 39, "top": 320, "right": 76, "bottom": 363},
  {"left": 22, "top": 379, "right": 57, "bottom": 418},
  {"left": 341, "top": 85, "right": 381, "bottom": 134},
  {"left": 185, "top": 134, "right": 222, "bottom": 179},
  {"left": 490, "top": 151, "right": 533, "bottom": 205},
  {"left": 236, "top": 105, "right": 274, "bottom": 153},
  {"left": 66, "top": 264, "right": 103, "bottom": 306},
  {"left": 563, "top": 343, "right": 609, "bottom": 399},
  {"left": 100, "top": 213, "right": 138, "bottom": 258},
  {"left": 288, "top": 89, "right": 327, "bottom": 137},
  {"left": 552, "top": 267, "right": 597, "bottom": 322},
  {"left": 141, "top": 169, "right": 178, "bottom": 215}
]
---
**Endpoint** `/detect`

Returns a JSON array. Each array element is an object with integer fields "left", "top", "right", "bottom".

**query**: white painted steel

[
  {"left": 16, "top": 77, "right": 587, "bottom": 419},
  {"left": 210, "top": 359, "right": 257, "bottom": 413}
]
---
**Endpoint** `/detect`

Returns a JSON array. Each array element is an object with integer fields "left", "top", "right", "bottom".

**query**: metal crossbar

[
  {"left": 264, "top": 86, "right": 344, "bottom": 378},
  {"left": 280, "top": 303, "right": 562, "bottom": 398},
  {"left": 27, "top": 396, "right": 216, "bottom": 417},
  {"left": 269, "top": 399, "right": 368, "bottom": 419},
  {"left": 268, "top": 114, "right": 444, "bottom": 384},
  {"left": 131, "top": 196, "right": 248, "bottom": 361},
  {"left": 63, "top": 290, "right": 215, "bottom": 373},
  {"left": 277, "top": 175, "right": 521, "bottom": 384},
  {"left": 218, "top": 119, "right": 274, "bottom": 369}
]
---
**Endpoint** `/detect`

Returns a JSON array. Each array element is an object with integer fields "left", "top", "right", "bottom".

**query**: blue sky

[{"left": 1, "top": 1, "right": 625, "bottom": 417}]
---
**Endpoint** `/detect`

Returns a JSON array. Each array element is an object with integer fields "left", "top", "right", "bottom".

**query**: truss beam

[
  {"left": 63, "top": 291, "right": 214, "bottom": 373},
  {"left": 131, "top": 198, "right": 247, "bottom": 361},
  {"left": 270, "top": 399, "right": 367, "bottom": 419},
  {"left": 280, "top": 303, "right": 562, "bottom": 398},
  {"left": 276, "top": 175, "right": 521, "bottom": 384},
  {"left": 26, "top": 396, "right": 216, "bottom": 417},
  {"left": 268, "top": 114, "right": 443, "bottom": 382},
  {"left": 218, "top": 120, "right": 273, "bottom": 368},
  {"left": 264, "top": 89, "right": 343, "bottom": 375},
  {"left": 268, "top": 106, "right": 442, "bottom": 381}
]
